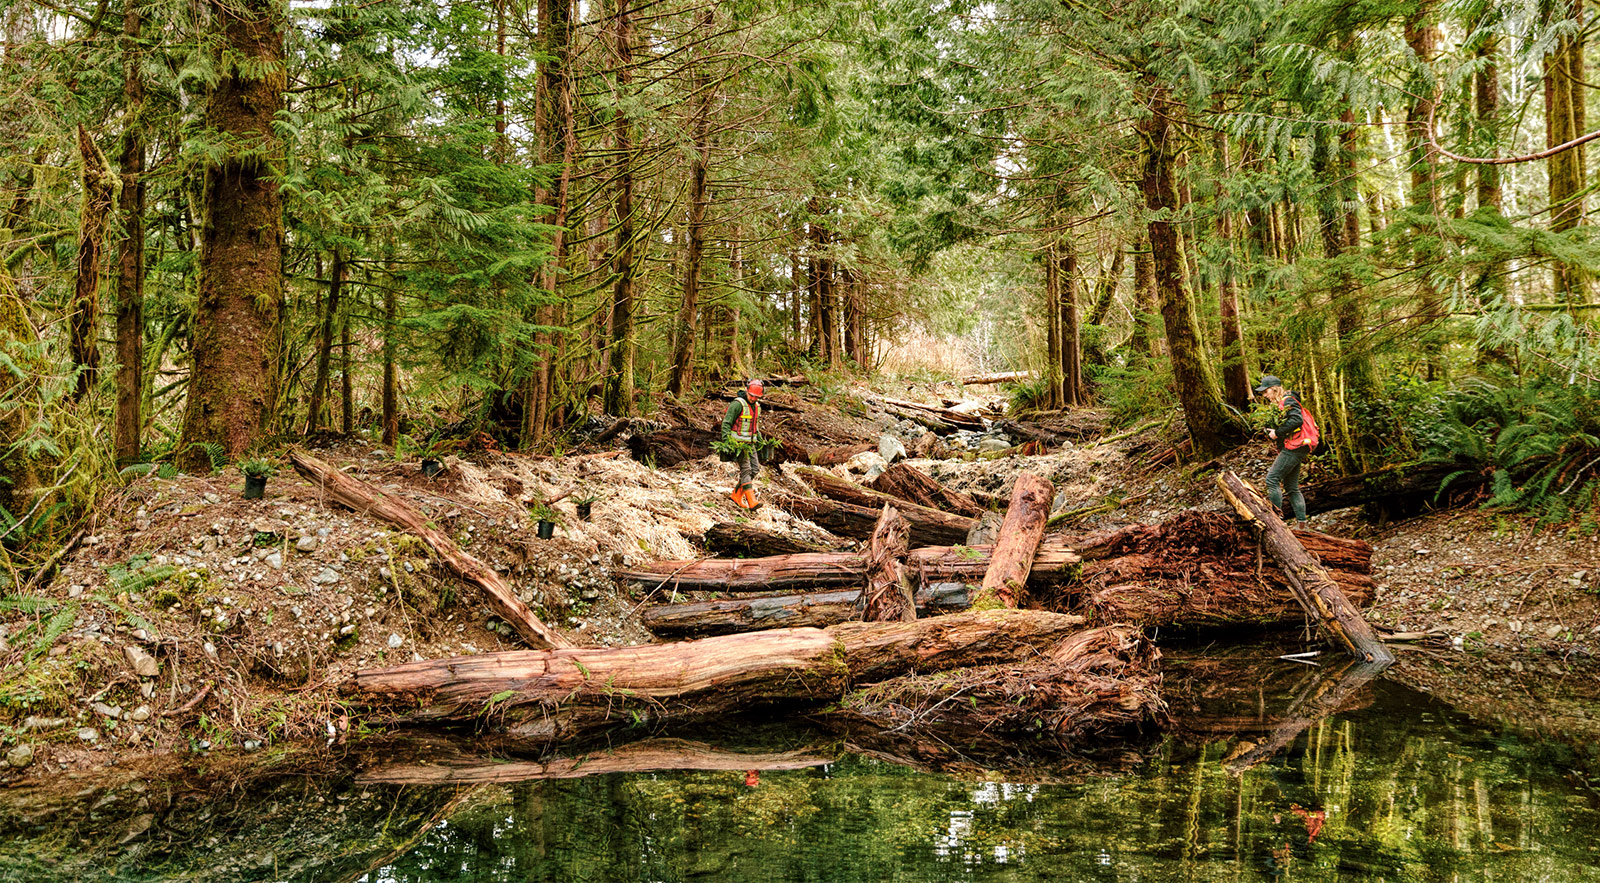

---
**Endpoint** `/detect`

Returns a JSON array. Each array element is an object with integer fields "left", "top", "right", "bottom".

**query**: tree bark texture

[
  {"left": 1213, "top": 134, "right": 1249, "bottom": 411},
  {"left": 1130, "top": 235, "right": 1156, "bottom": 358},
  {"left": 305, "top": 248, "right": 343, "bottom": 432},
  {"left": 603, "top": 0, "right": 637, "bottom": 416},
  {"left": 794, "top": 466, "right": 976, "bottom": 546},
  {"left": 113, "top": 2, "right": 145, "bottom": 465},
  {"left": 1218, "top": 471, "right": 1393, "bottom": 665},
  {"left": 288, "top": 449, "right": 571, "bottom": 650},
  {"left": 667, "top": 6, "right": 714, "bottom": 397},
  {"left": 704, "top": 521, "right": 838, "bottom": 557},
  {"left": 1404, "top": 4, "right": 1445, "bottom": 356},
  {"left": 867, "top": 463, "right": 986, "bottom": 517},
  {"left": 1057, "top": 240, "right": 1083, "bottom": 406},
  {"left": 643, "top": 583, "right": 973, "bottom": 638},
  {"left": 72, "top": 125, "right": 113, "bottom": 400},
  {"left": 1044, "top": 246, "right": 1063, "bottom": 409},
  {"left": 178, "top": 0, "right": 286, "bottom": 468},
  {"left": 525, "top": 0, "right": 574, "bottom": 445},
  {"left": 1545, "top": 0, "right": 1587, "bottom": 301},
  {"left": 860, "top": 505, "right": 916, "bottom": 622},
  {"left": 347, "top": 609, "right": 1090, "bottom": 741},
  {"left": 1139, "top": 89, "right": 1238, "bottom": 456},
  {"left": 977, "top": 473, "right": 1053, "bottom": 607}
]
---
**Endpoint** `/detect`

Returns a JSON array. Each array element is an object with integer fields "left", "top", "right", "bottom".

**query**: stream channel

[{"left": 3, "top": 648, "right": 1599, "bottom": 882}]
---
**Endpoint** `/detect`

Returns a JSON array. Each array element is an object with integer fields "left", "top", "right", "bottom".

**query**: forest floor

[{"left": 2, "top": 379, "right": 1598, "bottom": 783}]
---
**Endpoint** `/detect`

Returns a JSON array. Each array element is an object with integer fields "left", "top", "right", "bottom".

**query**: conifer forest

[{"left": 4, "top": 1, "right": 1600, "bottom": 879}]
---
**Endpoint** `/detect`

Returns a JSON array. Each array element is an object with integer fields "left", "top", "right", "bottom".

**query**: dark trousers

[{"left": 1265, "top": 447, "right": 1309, "bottom": 522}]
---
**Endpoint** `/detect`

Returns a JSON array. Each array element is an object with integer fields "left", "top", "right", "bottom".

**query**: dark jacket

[{"left": 1273, "top": 392, "right": 1304, "bottom": 451}]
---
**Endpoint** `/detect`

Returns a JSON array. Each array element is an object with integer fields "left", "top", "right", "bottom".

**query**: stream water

[{"left": 4, "top": 655, "right": 1599, "bottom": 882}]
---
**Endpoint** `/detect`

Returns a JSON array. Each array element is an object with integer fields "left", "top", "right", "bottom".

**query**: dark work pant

[
  {"left": 737, "top": 451, "right": 759, "bottom": 487},
  {"left": 1265, "top": 446, "right": 1309, "bottom": 522}
]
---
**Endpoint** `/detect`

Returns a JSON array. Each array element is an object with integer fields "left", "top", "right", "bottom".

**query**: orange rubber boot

[
  {"left": 745, "top": 488, "right": 762, "bottom": 510},
  {"left": 729, "top": 486, "right": 745, "bottom": 507}
]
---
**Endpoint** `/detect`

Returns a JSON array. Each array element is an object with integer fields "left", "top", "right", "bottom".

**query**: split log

[
  {"left": 1301, "top": 458, "right": 1486, "bottom": 518},
  {"left": 794, "top": 466, "right": 976, "bottom": 545},
  {"left": 867, "top": 463, "right": 986, "bottom": 517},
  {"left": 704, "top": 522, "right": 837, "bottom": 557},
  {"left": 960, "top": 370, "right": 1034, "bottom": 385},
  {"left": 1218, "top": 472, "right": 1394, "bottom": 665},
  {"left": 348, "top": 609, "right": 1090, "bottom": 741},
  {"left": 859, "top": 505, "right": 915, "bottom": 622},
  {"left": 642, "top": 584, "right": 972, "bottom": 638},
  {"left": 288, "top": 449, "right": 570, "bottom": 650},
  {"left": 616, "top": 540, "right": 1083, "bottom": 593},
  {"left": 978, "top": 473, "right": 1054, "bottom": 607},
  {"left": 358, "top": 735, "right": 835, "bottom": 785}
]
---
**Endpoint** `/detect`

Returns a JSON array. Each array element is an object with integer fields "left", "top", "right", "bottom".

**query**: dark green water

[{"left": 4, "top": 658, "right": 1600, "bottom": 882}]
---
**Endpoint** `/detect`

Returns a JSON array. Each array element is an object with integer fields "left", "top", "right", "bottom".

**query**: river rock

[
  {"left": 5, "top": 744, "right": 33, "bottom": 768},
  {"left": 295, "top": 535, "right": 320, "bottom": 553},
  {"left": 76, "top": 727, "right": 99, "bottom": 743},
  {"left": 879, "top": 434, "right": 908, "bottom": 464},
  {"left": 125, "top": 645, "right": 159, "bottom": 678},
  {"left": 976, "top": 436, "right": 1012, "bottom": 453},
  {"left": 128, "top": 705, "right": 151, "bottom": 722},
  {"left": 312, "top": 567, "right": 340, "bottom": 585},
  {"left": 93, "top": 702, "right": 123, "bottom": 720},
  {"left": 845, "top": 451, "right": 887, "bottom": 475},
  {"left": 966, "top": 511, "right": 1004, "bottom": 545}
]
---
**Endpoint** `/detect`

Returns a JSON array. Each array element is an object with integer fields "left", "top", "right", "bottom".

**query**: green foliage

[{"left": 238, "top": 458, "right": 277, "bottom": 479}]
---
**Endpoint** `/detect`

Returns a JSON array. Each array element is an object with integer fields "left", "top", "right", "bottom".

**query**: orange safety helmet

[{"left": 746, "top": 379, "right": 764, "bottom": 398}]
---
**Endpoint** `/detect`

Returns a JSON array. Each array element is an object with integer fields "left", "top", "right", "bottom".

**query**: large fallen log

[
  {"left": 877, "top": 395, "right": 987, "bottom": 430},
  {"left": 1301, "top": 458, "right": 1486, "bottom": 518},
  {"left": 960, "top": 370, "right": 1034, "bottom": 385},
  {"left": 774, "top": 492, "right": 972, "bottom": 547},
  {"left": 794, "top": 466, "right": 976, "bottom": 544},
  {"left": 867, "top": 463, "right": 986, "bottom": 517},
  {"left": 978, "top": 473, "right": 1054, "bottom": 607},
  {"left": 288, "top": 449, "right": 571, "bottom": 650},
  {"left": 704, "top": 522, "right": 838, "bottom": 556},
  {"left": 1219, "top": 472, "right": 1394, "bottom": 665},
  {"left": 641, "top": 584, "right": 972, "bottom": 637},
  {"left": 615, "top": 540, "right": 1083, "bottom": 593},
  {"left": 348, "top": 609, "right": 1090, "bottom": 741}
]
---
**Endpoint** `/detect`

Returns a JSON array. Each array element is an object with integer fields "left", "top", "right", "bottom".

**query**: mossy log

[
  {"left": 346, "top": 609, "right": 1088, "bottom": 741},
  {"left": 1301, "top": 458, "right": 1486, "bottom": 518},
  {"left": 977, "top": 473, "right": 1053, "bottom": 607}
]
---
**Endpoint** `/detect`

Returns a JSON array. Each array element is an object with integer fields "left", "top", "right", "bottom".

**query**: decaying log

[
  {"left": 1301, "top": 458, "right": 1486, "bottom": 518},
  {"left": 616, "top": 540, "right": 1083, "bottom": 593},
  {"left": 867, "top": 463, "right": 986, "bottom": 517},
  {"left": 1218, "top": 472, "right": 1393, "bottom": 665},
  {"left": 860, "top": 505, "right": 915, "bottom": 622},
  {"left": 704, "top": 522, "right": 837, "bottom": 557},
  {"left": 774, "top": 492, "right": 971, "bottom": 548},
  {"left": 910, "top": 431, "right": 949, "bottom": 460},
  {"left": 795, "top": 466, "right": 976, "bottom": 545},
  {"left": 808, "top": 443, "right": 875, "bottom": 466},
  {"left": 960, "top": 370, "right": 1034, "bottom": 385},
  {"left": 348, "top": 609, "right": 1090, "bottom": 741},
  {"left": 626, "top": 428, "right": 713, "bottom": 467},
  {"left": 642, "top": 584, "right": 972, "bottom": 638},
  {"left": 877, "top": 395, "right": 986, "bottom": 430},
  {"left": 288, "top": 449, "right": 571, "bottom": 650},
  {"left": 978, "top": 473, "right": 1054, "bottom": 607},
  {"left": 358, "top": 735, "right": 835, "bottom": 785}
]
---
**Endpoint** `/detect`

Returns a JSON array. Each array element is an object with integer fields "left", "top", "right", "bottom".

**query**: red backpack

[{"left": 1286, "top": 396, "right": 1320, "bottom": 453}]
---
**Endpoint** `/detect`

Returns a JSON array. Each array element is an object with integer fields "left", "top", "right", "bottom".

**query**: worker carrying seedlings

[
  {"left": 719, "top": 379, "right": 765, "bottom": 509},
  {"left": 1253, "top": 374, "right": 1320, "bottom": 527}
]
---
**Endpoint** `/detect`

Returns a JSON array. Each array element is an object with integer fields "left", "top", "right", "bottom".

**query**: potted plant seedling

[
  {"left": 529, "top": 502, "right": 561, "bottom": 539},
  {"left": 573, "top": 491, "right": 599, "bottom": 522},
  {"left": 419, "top": 438, "right": 450, "bottom": 479},
  {"left": 239, "top": 459, "right": 277, "bottom": 500}
]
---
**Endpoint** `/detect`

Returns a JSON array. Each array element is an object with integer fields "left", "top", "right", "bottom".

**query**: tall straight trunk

[
  {"left": 339, "top": 302, "right": 353, "bottom": 434},
  {"left": 730, "top": 236, "right": 749, "bottom": 376},
  {"left": 1043, "top": 245, "right": 1062, "bottom": 408},
  {"left": 789, "top": 250, "right": 802, "bottom": 344},
  {"left": 1545, "top": 0, "right": 1586, "bottom": 302},
  {"left": 382, "top": 268, "right": 397, "bottom": 447},
  {"left": 843, "top": 267, "right": 865, "bottom": 368},
  {"left": 114, "top": 1, "right": 146, "bottom": 464},
  {"left": 1213, "top": 133, "right": 1248, "bottom": 411},
  {"left": 1130, "top": 236, "right": 1155, "bottom": 358},
  {"left": 526, "top": 0, "right": 574, "bottom": 444},
  {"left": 306, "top": 248, "right": 343, "bottom": 433},
  {"left": 1139, "top": 88, "right": 1237, "bottom": 457},
  {"left": 1057, "top": 240, "right": 1083, "bottom": 406},
  {"left": 1404, "top": 4, "right": 1444, "bottom": 372},
  {"left": 603, "top": 0, "right": 637, "bottom": 416},
  {"left": 72, "top": 125, "right": 113, "bottom": 400},
  {"left": 1474, "top": 32, "right": 1502, "bottom": 214},
  {"left": 668, "top": 7, "right": 715, "bottom": 397},
  {"left": 178, "top": 0, "right": 285, "bottom": 468},
  {"left": 1088, "top": 247, "right": 1124, "bottom": 327},
  {"left": 1323, "top": 117, "right": 1378, "bottom": 469}
]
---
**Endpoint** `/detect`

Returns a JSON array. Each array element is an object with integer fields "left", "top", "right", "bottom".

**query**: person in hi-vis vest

[{"left": 720, "top": 379, "right": 764, "bottom": 509}]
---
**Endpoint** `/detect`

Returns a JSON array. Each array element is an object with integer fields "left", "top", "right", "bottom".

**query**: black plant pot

[
  {"left": 536, "top": 520, "right": 556, "bottom": 540},
  {"left": 576, "top": 502, "right": 593, "bottom": 521},
  {"left": 243, "top": 475, "right": 268, "bottom": 500},
  {"left": 420, "top": 458, "right": 443, "bottom": 478}
]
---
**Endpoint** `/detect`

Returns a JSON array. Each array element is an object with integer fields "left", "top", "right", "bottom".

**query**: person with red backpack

[{"left": 1253, "top": 375, "right": 1320, "bottom": 527}]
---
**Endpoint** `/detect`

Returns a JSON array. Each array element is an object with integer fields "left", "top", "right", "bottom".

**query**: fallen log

[
  {"left": 774, "top": 493, "right": 972, "bottom": 548},
  {"left": 641, "top": 584, "right": 972, "bottom": 638},
  {"left": 978, "top": 473, "right": 1054, "bottom": 607},
  {"left": 1223, "top": 658, "right": 1385, "bottom": 774},
  {"left": 960, "top": 370, "right": 1034, "bottom": 385},
  {"left": 860, "top": 505, "right": 915, "bottom": 622},
  {"left": 703, "top": 522, "right": 837, "bottom": 557},
  {"left": 867, "top": 463, "right": 986, "bottom": 517},
  {"left": 616, "top": 540, "right": 1083, "bottom": 593},
  {"left": 288, "top": 449, "right": 571, "bottom": 650},
  {"left": 1301, "top": 458, "right": 1486, "bottom": 518},
  {"left": 877, "top": 395, "right": 987, "bottom": 430},
  {"left": 627, "top": 429, "right": 809, "bottom": 468},
  {"left": 1218, "top": 472, "right": 1394, "bottom": 665},
  {"left": 348, "top": 609, "right": 1090, "bottom": 741},
  {"left": 808, "top": 443, "right": 875, "bottom": 466},
  {"left": 795, "top": 466, "right": 976, "bottom": 545}
]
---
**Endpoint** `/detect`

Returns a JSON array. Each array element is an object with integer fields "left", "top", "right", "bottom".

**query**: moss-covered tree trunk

[
  {"left": 667, "top": 8, "right": 714, "bottom": 398},
  {"left": 1545, "top": 0, "right": 1587, "bottom": 303},
  {"left": 1130, "top": 234, "right": 1155, "bottom": 358},
  {"left": 72, "top": 125, "right": 113, "bottom": 401},
  {"left": 1043, "top": 242, "right": 1063, "bottom": 408},
  {"left": 177, "top": 0, "right": 285, "bottom": 468},
  {"left": 305, "top": 248, "right": 343, "bottom": 433},
  {"left": 1139, "top": 88, "right": 1239, "bottom": 457},
  {"left": 1213, "top": 133, "right": 1249, "bottom": 411},
  {"left": 0, "top": 265, "right": 43, "bottom": 521},
  {"left": 114, "top": 0, "right": 146, "bottom": 466},
  {"left": 1403, "top": 3, "right": 1443, "bottom": 375},
  {"left": 1057, "top": 239, "right": 1083, "bottom": 406},
  {"left": 602, "top": 0, "right": 637, "bottom": 417}
]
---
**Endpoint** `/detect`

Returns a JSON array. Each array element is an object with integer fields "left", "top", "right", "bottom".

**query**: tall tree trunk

[
  {"left": 1057, "top": 239, "right": 1083, "bottom": 406},
  {"left": 178, "top": 0, "right": 285, "bottom": 468},
  {"left": 1545, "top": 0, "right": 1587, "bottom": 302},
  {"left": 1404, "top": 3, "right": 1443, "bottom": 373},
  {"left": 71, "top": 125, "right": 113, "bottom": 401},
  {"left": 114, "top": 1, "right": 146, "bottom": 464},
  {"left": 382, "top": 266, "right": 397, "bottom": 447},
  {"left": 603, "top": 0, "right": 637, "bottom": 417},
  {"left": 1139, "top": 88, "right": 1238, "bottom": 457},
  {"left": 1043, "top": 244, "right": 1063, "bottom": 408},
  {"left": 1130, "top": 235, "right": 1155, "bottom": 358},
  {"left": 843, "top": 267, "right": 866, "bottom": 368},
  {"left": 668, "top": 8, "right": 714, "bottom": 397},
  {"left": 340, "top": 300, "right": 353, "bottom": 434},
  {"left": 306, "top": 249, "right": 343, "bottom": 433},
  {"left": 526, "top": 0, "right": 574, "bottom": 443},
  {"left": 1214, "top": 133, "right": 1249, "bottom": 411}
]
